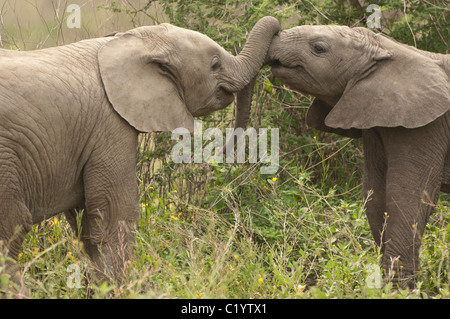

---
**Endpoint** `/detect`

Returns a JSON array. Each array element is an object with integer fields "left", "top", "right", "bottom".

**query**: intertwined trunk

[{"left": 223, "top": 16, "right": 280, "bottom": 136}]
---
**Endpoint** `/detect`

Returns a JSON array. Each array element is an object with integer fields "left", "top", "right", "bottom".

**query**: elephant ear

[
  {"left": 98, "top": 31, "right": 194, "bottom": 133},
  {"left": 324, "top": 39, "right": 450, "bottom": 130},
  {"left": 306, "top": 98, "right": 362, "bottom": 138}
]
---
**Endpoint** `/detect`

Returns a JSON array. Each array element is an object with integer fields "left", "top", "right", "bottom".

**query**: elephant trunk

[
  {"left": 222, "top": 16, "right": 280, "bottom": 154},
  {"left": 223, "top": 16, "right": 280, "bottom": 92}
]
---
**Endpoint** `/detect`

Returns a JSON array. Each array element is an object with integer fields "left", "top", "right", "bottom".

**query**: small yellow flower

[
  {"left": 272, "top": 177, "right": 277, "bottom": 182},
  {"left": 149, "top": 186, "right": 154, "bottom": 190},
  {"left": 170, "top": 215, "right": 178, "bottom": 221},
  {"left": 296, "top": 284, "right": 306, "bottom": 293},
  {"left": 33, "top": 248, "right": 40, "bottom": 256},
  {"left": 258, "top": 276, "right": 264, "bottom": 285},
  {"left": 178, "top": 212, "right": 182, "bottom": 217}
]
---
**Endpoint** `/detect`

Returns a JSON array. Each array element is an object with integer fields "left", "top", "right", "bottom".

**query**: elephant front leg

[
  {"left": 0, "top": 198, "right": 33, "bottom": 294},
  {"left": 362, "top": 129, "right": 387, "bottom": 250},
  {"left": 382, "top": 175, "right": 439, "bottom": 289},
  {"left": 64, "top": 207, "right": 100, "bottom": 260},
  {"left": 381, "top": 126, "right": 447, "bottom": 289},
  {"left": 81, "top": 137, "right": 140, "bottom": 281},
  {"left": 83, "top": 173, "right": 139, "bottom": 280}
]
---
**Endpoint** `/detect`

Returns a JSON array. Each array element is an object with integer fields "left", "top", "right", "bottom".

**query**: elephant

[
  {"left": 0, "top": 16, "right": 280, "bottom": 288},
  {"left": 233, "top": 23, "right": 449, "bottom": 288}
]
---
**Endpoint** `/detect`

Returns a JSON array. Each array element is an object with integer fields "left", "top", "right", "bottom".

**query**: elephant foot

[
  {"left": 383, "top": 256, "right": 417, "bottom": 290},
  {"left": 84, "top": 220, "right": 135, "bottom": 283},
  {"left": 384, "top": 273, "right": 417, "bottom": 290}
]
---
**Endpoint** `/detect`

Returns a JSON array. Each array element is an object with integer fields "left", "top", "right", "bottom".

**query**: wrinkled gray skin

[
  {"left": 251, "top": 25, "right": 449, "bottom": 288},
  {"left": 0, "top": 17, "right": 280, "bottom": 289}
]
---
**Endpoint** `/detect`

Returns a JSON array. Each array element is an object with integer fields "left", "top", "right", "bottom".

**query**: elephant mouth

[
  {"left": 269, "top": 59, "right": 289, "bottom": 78},
  {"left": 214, "top": 86, "right": 235, "bottom": 110},
  {"left": 269, "top": 59, "right": 304, "bottom": 81},
  {"left": 214, "top": 85, "right": 235, "bottom": 105},
  {"left": 270, "top": 59, "right": 299, "bottom": 71},
  {"left": 221, "top": 86, "right": 234, "bottom": 99},
  {"left": 269, "top": 59, "right": 282, "bottom": 68},
  {"left": 269, "top": 59, "right": 283, "bottom": 72},
  {"left": 191, "top": 86, "right": 234, "bottom": 117}
]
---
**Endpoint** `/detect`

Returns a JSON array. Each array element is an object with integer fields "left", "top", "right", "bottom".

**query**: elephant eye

[
  {"left": 312, "top": 43, "right": 327, "bottom": 54},
  {"left": 158, "top": 63, "right": 171, "bottom": 74},
  {"left": 158, "top": 63, "right": 176, "bottom": 79},
  {"left": 211, "top": 57, "right": 222, "bottom": 72}
]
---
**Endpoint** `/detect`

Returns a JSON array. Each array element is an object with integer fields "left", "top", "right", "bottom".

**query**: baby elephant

[
  {"left": 0, "top": 16, "right": 280, "bottom": 289},
  {"left": 263, "top": 25, "right": 449, "bottom": 288}
]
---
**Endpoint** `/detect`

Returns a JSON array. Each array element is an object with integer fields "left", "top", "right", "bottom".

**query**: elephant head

[
  {"left": 265, "top": 25, "right": 449, "bottom": 137},
  {"left": 98, "top": 17, "right": 280, "bottom": 134}
]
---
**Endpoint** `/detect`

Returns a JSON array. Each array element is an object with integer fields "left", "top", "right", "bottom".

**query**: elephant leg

[
  {"left": 0, "top": 197, "right": 32, "bottom": 291},
  {"left": 80, "top": 133, "right": 140, "bottom": 280},
  {"left": 63, "top": 207, "right": 99, "bottom": 256},
  {"left": 362, "top": 129, "right": 387, "bottom": 250},
  {"left": 380, "top": 124, "right": 447, "bottom": 288},
  {"left": 439, "top": 151, "right": 450, "bottom": 193},
  {"left": 63, "top": 208, "right": 83, "bottom": 237}
]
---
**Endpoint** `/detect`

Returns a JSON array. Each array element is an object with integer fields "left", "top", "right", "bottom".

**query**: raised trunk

[
  {"left": 222, "top": 16, "right": 280, "bottom": 155},
  {"left": 223, "top": 16, "right": 280, "bottom": 92}
]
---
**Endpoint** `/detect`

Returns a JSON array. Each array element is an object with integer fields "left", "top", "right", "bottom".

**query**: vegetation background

[{"left": 0, "top": 0, "right": 449, "bottom": 299}]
